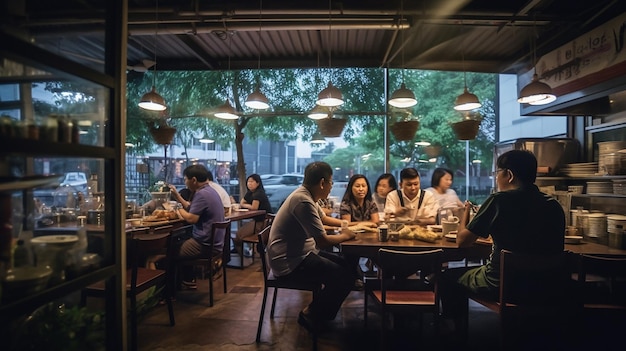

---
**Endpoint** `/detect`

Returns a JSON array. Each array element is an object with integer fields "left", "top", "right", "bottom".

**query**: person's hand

[
  {"left": 396, "top": 207, "right": 409, "bottom": 216},
  {"left": 168, "top": 184, "right": 180, "bottom": 197},
  {"left": 341, "top": 229, "right": 357, "bottom": 240}
]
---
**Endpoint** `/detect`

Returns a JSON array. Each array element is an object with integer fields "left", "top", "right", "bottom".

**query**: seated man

[
  {"left": 439, "top": 150, "right": 565, "bottom": 335},
  {"left": 384, "top": 167, "right": 438, "bottom": 225},
  {"left": 267, "top": 161, "right": 356, "bottom": 332},
  {"left": 175, "top": 164, "right": 226, "bottom": 288}
]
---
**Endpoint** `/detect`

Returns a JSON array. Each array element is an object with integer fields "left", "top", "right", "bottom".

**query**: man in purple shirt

[{"left": 176, "top": 164, "right": 225, "bottom": 288}]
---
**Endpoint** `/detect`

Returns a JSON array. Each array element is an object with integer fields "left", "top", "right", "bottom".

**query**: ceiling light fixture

[
  {"left": 199, "top": 136, "right": 214, "bottom": 144},
  {"left": 307, "top": 105, "right": 329, "bottom": 120},
  {"left": 518, "top": 21, "right": 556, "bottom": 105},
  {"left": 311, "top": 130, "right": 327, "bottom": 144},
  {"left": 215, "top": 28, "right": 240, "bottom": 120},
  {"left": 388, "top": 0, "right": 417, "bottom": 108},
  {"left": 139, "top": 0, "right": 166, "bottom": 111},
  {"left": 245, "top": 0, "right": 270, "bottom": 110},
  {"left": 454, "top": 22, "right": 481, "bottom": 111},
  {"left": 316, "top": 0, "right": 344, "bottom": 108}
]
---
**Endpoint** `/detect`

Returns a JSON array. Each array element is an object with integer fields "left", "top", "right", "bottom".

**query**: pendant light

[
  {"left": 139, "top": 0, "right": 166, "bottom": 111},
  {"left": 215, "top": 29, "right": 240, "bottom": 120},
  {"left": 311, "top": 130, "right": 327, "bottom": 145},
  {"left": 388, "top": 0, "right": 417, "bottom": 108},
  {"left": 307, "top": 105, "right": 329, "bottom": 120},
  {"left": 454, "top": 22, "right": 481, "bottom": 111},
  {"left": 316, "top": 0, "right": 344, "bottom": 108},
  {"left": 199, "top": 136, "right": 214, "bottom": 144},
  {"left": 518, "top": 22, "right": 556, "bottom": 105},
  {"left": 245, "top": 0, "right": 270, "bottom": 110}
]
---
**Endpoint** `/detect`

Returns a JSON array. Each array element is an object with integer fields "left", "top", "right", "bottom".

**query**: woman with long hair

[
  {"left": 372, "top": 173, "right": 398, "bottom": 215},
  {"left": 340, "top": 174, "right": 380, "bottom": 224},
  {"left": 235, "top": 174, "right": 272, "bottom": 256}
]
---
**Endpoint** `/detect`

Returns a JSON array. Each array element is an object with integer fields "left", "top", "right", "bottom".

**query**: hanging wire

[
  {"left": 152, "top": 0, "right": 159, "bottom": 87},
  {"left": 400, "top": 0, "right": 405, "bottom": 81},
  {"left": 328, "top": 0, "right": 332, "bottom": 77},
  {"left": 257, "top": 0, "right": 262, "bottom": 71}
]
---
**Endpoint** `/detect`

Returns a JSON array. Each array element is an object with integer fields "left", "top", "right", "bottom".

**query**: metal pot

[{"left": 87, "top": 210, "right": 105, "bottom": 226}]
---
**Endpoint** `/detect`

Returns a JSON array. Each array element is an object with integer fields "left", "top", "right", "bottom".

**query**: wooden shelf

[{"left": 0, "top": 138, "right": 115, "bottom": 159}]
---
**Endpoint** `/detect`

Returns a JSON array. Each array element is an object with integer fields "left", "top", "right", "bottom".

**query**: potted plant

[
  {"left": 146, "top": 116, "right": 176, "bottom": 145},
  {"left": 316, "top": 116, "right": 347, "bottom": 137},
  {"left": 451, "top": 111, "right": 482, "bottom": 141},
  {"left": 390, "top": 110, "right": 419, "bottom": 141}
]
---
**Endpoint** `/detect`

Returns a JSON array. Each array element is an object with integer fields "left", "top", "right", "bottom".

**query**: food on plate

[
  {"left": 397, "top": 225, "right": 439, "bottom": 242},
  {"left": 348, "top": 223, "right": 377, "bottom": 232}
]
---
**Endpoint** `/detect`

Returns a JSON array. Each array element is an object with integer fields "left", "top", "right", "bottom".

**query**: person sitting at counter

[
  {"left": 384, "top": 167, "right": 438, "bottom": 225},
  {"left": 175, "top": 164, "right": 226, "bottom": 289},
  {"left": 207, "top": 170, "right": 232, "bottom": 216},
  {"left": 439, "top": 150, "right": 565, "bottom": 339}
]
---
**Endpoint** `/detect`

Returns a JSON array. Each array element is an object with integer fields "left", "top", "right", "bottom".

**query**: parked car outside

[
  {"left": 263, "top": 174, "right": 304, "bottom": 212},
  {"left": 60, "top": 172, "right": 88, "bottom": 192}
]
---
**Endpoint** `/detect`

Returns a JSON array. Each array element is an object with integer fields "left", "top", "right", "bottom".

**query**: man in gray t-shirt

[{"left": 267, "top": 162, "right": 356, "bottom": 331}]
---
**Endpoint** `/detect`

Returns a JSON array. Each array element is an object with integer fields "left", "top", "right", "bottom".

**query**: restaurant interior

[{"left": 1, "top": 1, "right": 626, "bottom": 350}]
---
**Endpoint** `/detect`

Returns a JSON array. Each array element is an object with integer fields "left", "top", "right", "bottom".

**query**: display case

[{"left": 0, "top": 2, "right": 126, "bottom": 350}]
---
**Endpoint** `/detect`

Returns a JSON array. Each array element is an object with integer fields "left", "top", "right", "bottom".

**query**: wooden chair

[
  {"left": 577, "top": 254, "right": 626, "bottom": 312},
  {"left": 467, "top": 249, "right": 581, "bottom": 349},
  {"left": 82, "top": 229, "right": 176, "bottom": 351},
  {"left": 234, "top": 213, "right": 275, "bottom": 268},
  {"left": 364, "top": 248, "right": 443, "bottom": 349},
  {"left": 256, "top": 224, "right": 321, "bottom": 348},
  {"left": 177, "top": 220, "right": 231, "bottom": 307}
]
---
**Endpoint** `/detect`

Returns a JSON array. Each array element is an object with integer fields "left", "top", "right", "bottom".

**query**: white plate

[
  {"left": 427, "top": 225, "right": 443, "bottom": 232},
  {"left": 564, "top": 235, "right": 583, "bottom": 244},
  {"left": 352, "top": 229, "right": 365, "bottom": 233},
  {"left": 235, "top": 208, "right": 249, "bottom": 212},
  {"left": 444, "top": 233, "right": 457, "bottom": 242}
]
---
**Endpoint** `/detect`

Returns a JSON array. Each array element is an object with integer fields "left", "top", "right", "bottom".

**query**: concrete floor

[{"left": 137, "top": 253, "right": 625, "bottom": 351}]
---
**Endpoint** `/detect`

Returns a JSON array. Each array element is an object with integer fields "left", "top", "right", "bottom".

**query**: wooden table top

[
  {"left": 226, "top": 209, "right": 266, "bottom": 221},
  {"left": 340, "top": 232, "right": 492, "bottom": 262},
  {"left": 340, "top": 232, "right": 626, "bottom": 259}
]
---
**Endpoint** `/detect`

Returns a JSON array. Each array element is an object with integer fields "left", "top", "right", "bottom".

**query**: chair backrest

[
  {"left": 499, "top": 249, "right": 579, "bottom": 310},
  {"left": 377, "top": 248, "right": 443, "bottom": 295},
  {"left": 578, "top": 254, "right": 626, "bottom": 306},
  {"left": 210, "top": 220, "right": 231, "bottom": 263},
  {"left": 128, "top": 232, "right": 172, "bottom": 290},
  {"left": 257, "top": 225, "right": 272, "bottom": 282}
]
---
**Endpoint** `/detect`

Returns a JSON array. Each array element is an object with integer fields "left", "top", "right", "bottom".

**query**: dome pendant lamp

[
  {"left": 139, "top": 0, "right": 166, "bottom": 111},
  {"left": 245, "top": 0, "right": 270, "bottom": 110},
  {"left": 388, "top": 0, "right": 417, "bottom": 109},
  {"left": 316, "top": 0, "right": 344, "bottom": 108},
  {"left": 307, "top": 105, "right": 329, "bottom": 120},
  {"left": 454, "top": 22, "right": 481, "bottom": 111},
  {"left": 518, "top": 22, "right": 556, "bottom": 105},
  {"left": 215, "top": 28, "right": 240, "bottom": 120}
]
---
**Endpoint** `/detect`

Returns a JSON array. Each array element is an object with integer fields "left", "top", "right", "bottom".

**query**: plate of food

[{"left": 351, "top": 229, "right": 365, "bottom": 233}]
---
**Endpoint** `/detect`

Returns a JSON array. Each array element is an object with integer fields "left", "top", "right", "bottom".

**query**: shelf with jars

[{"left": 0, "top": 3, "right": 126, "bottom": 348}]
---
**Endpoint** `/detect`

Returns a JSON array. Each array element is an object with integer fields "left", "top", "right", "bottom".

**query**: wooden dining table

[
  {"left": 340, "top": 231, "right": 626, "bottom": 261},
  {"left": 340, "top": 231, "right": 493, "bottom": 262}
]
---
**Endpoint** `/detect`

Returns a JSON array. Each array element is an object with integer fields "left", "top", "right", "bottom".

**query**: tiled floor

[{"left": 137, "top": 254, "right": 625, "bottom": 351}]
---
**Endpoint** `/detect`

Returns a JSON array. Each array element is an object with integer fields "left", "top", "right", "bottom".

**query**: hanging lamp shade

[
  {"left": 316, "top": 81, "right": 344, "bottom": 107},
  {"left": 454, "top": 86, "right": 482, "bottom": 111},
  {"left": 139, "top": 86, "right": 167, "bottom": 111},
  {"left": 245, "top": 86, "right": 270, "bottom": 110},
  {"left": 307, "top": 105, "right": 329, "bottom": 120},
  {"left": 214, "top": 99, "right": 239, "bottom": 120},
  {"left": 518, "top": 73, "right": 556, "bottom": 105},
  {"left": 388, "top": 83, "right": 417, "bottom": 108},
  {"left": 199, "top": 136, "right": 214, "bottom": 143},
  {"left": 311, "top": 131, "right": 326, "bottom": 144}
]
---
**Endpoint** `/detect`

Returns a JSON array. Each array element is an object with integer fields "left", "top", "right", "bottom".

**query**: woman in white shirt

[{"left": 426, "top": 167, "right": 464, "bottom": 209}]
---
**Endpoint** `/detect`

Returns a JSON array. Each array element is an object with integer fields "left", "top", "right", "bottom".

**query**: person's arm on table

[{"left": 176, "top": 207, "right": 199, "bottom": 224}]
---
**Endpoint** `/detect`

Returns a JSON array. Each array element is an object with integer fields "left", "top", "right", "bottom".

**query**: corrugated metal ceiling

[{"left": 8, "top": 0, "right": 626, "bottom": 75}]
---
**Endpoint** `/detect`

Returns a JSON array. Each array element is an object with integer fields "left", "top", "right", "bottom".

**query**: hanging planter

[
  {"left": 390, "top": 120, "right": 419, "bottom": 141},
  {"left": 149, "top": 124, "right": 176, "bottom": 145},
  {"left": 316, "top": 117, "right": 347, "bottom": 137},
  {"left": 451, "top": 118, "right": 481, "bottom": 140}
]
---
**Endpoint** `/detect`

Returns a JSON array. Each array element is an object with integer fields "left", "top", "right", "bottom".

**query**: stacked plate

[
  {"left": 613, "top": 179, "right": 626, "bottom": 195},
  {"left": 560, "top": 162, "right": 598, "bottom": 177},
  {"left": 586, "top": 181, "right": 613, "bottom": 194}
]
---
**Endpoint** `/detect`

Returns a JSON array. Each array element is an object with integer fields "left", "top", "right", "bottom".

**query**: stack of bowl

[
  {"left": 584, "top": 213, "right": 608, "bottom": 245},
  {"left": 597, "top": 141, "right": 626, "bottom": 175},
  {"left": 613, "top": 179, "right": 626, "bottom": 195},
  {"left": 586, "top": 181, "right": 613, "bottom": 194},
  {"left": 607, "top": 215, "right": 626, "bottom": 249}
]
